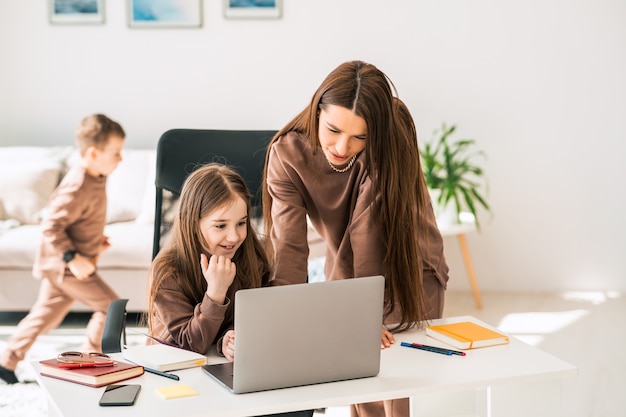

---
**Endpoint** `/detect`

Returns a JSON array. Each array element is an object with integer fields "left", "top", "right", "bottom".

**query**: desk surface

[{"left": 32, "top": 316, "right": 577, "bottom": 417}]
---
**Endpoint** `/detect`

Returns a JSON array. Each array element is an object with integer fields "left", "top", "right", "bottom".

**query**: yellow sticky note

[{"left": 155, "top": 384, "right": 198, "bottom": 400}]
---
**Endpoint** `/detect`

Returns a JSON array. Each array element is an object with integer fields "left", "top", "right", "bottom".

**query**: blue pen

[
  {"left": 401, "top": 341, "right": 466, "bottom": 356},
  {"left": 143, "top": 367, "right": 180, "bottom": 381}
]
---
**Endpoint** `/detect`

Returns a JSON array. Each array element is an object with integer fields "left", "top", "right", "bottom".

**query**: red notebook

[{"left": 39, "top": 358, "right": 144, "bottom": 388}]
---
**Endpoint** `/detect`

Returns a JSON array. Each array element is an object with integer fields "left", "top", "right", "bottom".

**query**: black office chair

[
  {"left": 101, "top": 298, "right": 129, "bottom": 354},
  {"left": 152, "top": 129, "right": 276, "bottom": 259}
]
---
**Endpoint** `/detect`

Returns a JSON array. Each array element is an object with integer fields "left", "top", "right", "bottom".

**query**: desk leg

[
  {"left": 456, "top": 233, "right": 482, "bottom": 309},
  {"left": 410, "top": 379, "right": 563, "bottom": 417}
]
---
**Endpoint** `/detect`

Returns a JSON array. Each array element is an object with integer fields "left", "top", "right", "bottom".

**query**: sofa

[
  {"left": 0, "top": 146, "right": 155, "bottom": 313},
  {"left": 0, "top": 145, "right": 328, "bottom": 314}
]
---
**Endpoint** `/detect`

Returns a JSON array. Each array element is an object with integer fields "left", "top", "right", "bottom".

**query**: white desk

[{"left": 32, "top": 316, "right": 577, "bottom": 417}]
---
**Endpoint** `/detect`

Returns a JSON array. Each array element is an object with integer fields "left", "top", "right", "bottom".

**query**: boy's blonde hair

[{"left": 75, "top": 114, "right": 125, "bottom": 155}]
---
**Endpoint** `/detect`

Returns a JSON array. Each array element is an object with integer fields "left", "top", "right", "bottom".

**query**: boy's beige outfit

[{"left": 0, "top": 166, "right": 118, "bottom": 371}]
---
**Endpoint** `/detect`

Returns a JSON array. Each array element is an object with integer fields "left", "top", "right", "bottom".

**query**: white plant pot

[{"left": 428, "top": 189, "right": 459, "bottom": 226}]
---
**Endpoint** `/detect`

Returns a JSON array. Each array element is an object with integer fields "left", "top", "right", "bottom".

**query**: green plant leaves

[{"left": 419, "top": 122, "right": 491, "bottom": 229}]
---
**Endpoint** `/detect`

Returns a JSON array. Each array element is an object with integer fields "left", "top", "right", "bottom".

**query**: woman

[{"left": 262, "top": 60, "right": 449, "bottom": 417}]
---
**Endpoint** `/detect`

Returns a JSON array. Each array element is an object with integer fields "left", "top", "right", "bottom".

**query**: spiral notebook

[
  {"left": 123, "top": 343, "right": 207, "bottom": 372},
  {"left": 202, "top": 276, "right": 385, "bottom": 394}
]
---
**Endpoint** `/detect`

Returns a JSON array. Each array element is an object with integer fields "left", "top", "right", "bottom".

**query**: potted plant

[{"left": 420, "top": 122, "right": 491, "bottom": 229}]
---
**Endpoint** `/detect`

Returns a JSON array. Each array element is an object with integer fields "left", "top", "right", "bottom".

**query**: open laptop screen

[{"left": 203, "top": 275, "right": 385, "bottom": 394}]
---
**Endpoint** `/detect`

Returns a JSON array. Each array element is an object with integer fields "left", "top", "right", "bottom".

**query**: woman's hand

[
  {"left": 222, "top": 330, "right": 235, "bottom": 362},
  {"left": 381, "top": 326, "right": 394, "bottom": 349},
  {"left": 201, "top": 253, "right": 236, "bottom": 304}
]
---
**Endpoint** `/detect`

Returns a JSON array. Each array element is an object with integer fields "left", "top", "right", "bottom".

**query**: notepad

[
  {"left": 122, "top": 344, "right": 207, "bottom": 372},
  {"left": 155, "top": 384, "right": 198, "bottom": 400},
  {"left": 426, "top": 321, "right": 509, "bottom": 349}
]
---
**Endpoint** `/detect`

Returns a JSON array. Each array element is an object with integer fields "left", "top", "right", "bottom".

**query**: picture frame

[
  {"left": 223, "top": 0, "right": 282, "bottom": 19},
  {"left": 128, "top": 0, "right": 203, "bottom": 28},
  {"left": 49, "top": 0, "right": 105, "bottom": 25}
]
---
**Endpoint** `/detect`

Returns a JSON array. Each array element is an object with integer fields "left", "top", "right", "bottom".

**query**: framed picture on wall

[
  {"left": 49, "top": 0, "right": 105, "bottom": 24},
  {"left": 128, "top": 0, "right": 203, "bottom": 28},
  {"left": 223, "top": 0, "right": 282, "bottom": 19}
]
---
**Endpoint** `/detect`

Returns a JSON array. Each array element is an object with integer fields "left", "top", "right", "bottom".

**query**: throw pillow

[
  {"left": 134, "top": 151, "right": 157, "bottom": 224},
  {"left": 105, "top": 149, "right": 155, "bottom": 224},
  {"left": 0, "top": 146, "right": 74, "bottom": 224},
  {"left": 0, "top": 164, "right": 61, "bottom": 224}
]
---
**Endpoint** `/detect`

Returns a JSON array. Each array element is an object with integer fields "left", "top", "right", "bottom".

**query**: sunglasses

[{"left": 56, "top": 351, "right": 115, "bottom": 368}]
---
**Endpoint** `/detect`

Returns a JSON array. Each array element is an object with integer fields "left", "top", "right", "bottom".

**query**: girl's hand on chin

[{"left": 201, "top": 253, "right": 236, "bottom": 303}]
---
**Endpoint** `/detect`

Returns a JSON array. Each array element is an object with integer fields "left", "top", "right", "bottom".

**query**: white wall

[{"left": 1, "top": 1, "right": 625, "bottom": 293}]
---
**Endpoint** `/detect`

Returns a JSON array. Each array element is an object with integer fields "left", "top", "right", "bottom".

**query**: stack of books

[{"left": 39, "top": 358, "right": 144, "bottom": 388}]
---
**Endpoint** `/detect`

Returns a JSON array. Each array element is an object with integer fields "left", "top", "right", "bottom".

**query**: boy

[{"left": 0, "top": 114, "right": 125, "bottom": 384}]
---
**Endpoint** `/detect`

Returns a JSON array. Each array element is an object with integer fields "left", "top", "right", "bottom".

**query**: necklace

[{"left": 327, "top": 153, "right": 358, "bottom": 173}]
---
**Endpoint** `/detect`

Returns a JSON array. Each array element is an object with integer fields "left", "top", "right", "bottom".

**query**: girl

[{"left": 147, "top": 163, "right": 269, "bottom": 360}]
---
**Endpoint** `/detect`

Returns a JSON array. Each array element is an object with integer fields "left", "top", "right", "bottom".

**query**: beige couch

[{"left": 0, "top": 146, "right": 155, "bottom": 313}]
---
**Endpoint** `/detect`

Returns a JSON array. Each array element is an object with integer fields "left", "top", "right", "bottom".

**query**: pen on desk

[
  {"left": 400, "top": 341, "right": 466, "bottom": 357},
  {"left": 144, "top": 367, "right": 180, "bottom": 381},
  {"left": 58, "top": 362, "right": 115, "bottom": 369},
  {"left": 401, "top": 342, "right": 451, "bottom": 356},
  {"left": 412, "top": 343, "right": 466, "bottom": 356}
]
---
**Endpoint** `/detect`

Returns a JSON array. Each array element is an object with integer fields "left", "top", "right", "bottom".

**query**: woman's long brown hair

[
  {"left": 148, "top": 163, "right": 269, "bottom": 334},
  {"left": 262, "top": 61, "right": 429, "bottom": 332}
]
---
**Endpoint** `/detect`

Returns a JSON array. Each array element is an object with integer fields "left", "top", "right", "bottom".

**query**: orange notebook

[
  {"left": 426, "top": 321, "right": 509, "bottom": 350},
  {"left": 39, "top": 358, "right": 144, "bottom": 388}
]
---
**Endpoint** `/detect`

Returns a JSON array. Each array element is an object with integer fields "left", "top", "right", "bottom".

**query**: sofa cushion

[
  {"left": 134, "top": 150, "right": 157, "bottom": 224},
  {"left": 98, "top": 222, "right": 153, "bottom": 269},
  {"left": 0, "top": 224, "right": 41, "bottom": 268},
  {"left": 105, "top": 149, "right": 156, "bottom": 224},
  {"left": 0, "top": 222, "right": 153, "bottom": 270},
  {"left": 0, "top": 147, "right": 73, "bottom": 225}
]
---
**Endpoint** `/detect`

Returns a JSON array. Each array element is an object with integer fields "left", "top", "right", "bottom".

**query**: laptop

[{"left": 202, "top": 275, "right": 385, "bottom": 394}]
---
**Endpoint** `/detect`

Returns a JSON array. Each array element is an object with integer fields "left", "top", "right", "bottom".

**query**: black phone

[{"left": 99, "top": 384, "right": 141, "bottom": 406}]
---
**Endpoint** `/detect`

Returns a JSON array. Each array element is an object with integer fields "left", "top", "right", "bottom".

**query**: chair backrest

[
  {"left": 152, "top": 129, "right": 276, "bottom": 259},
  {"left": 101, "top": 298, "right": 129, "bottom": 354}
]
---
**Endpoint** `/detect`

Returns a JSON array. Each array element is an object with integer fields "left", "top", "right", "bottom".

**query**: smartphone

[{"left": 99, "top": 384, "right": 141, "bottom": 406}]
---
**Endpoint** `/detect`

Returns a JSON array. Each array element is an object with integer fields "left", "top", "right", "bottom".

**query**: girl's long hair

[
  {"left": 148, "top": 163, "right": 269, "bottom": 333},
  {"left": 262, "top": 61, "right": 429, "bottom": 332}
]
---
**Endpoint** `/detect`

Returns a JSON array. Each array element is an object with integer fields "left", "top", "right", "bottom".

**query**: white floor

[{"left": 2, "top": 290, "right": 624, "bottom": 417}]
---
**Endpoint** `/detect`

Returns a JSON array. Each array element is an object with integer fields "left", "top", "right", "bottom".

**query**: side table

[{"left": 438, "top": 219, "right": 483, "bottom": 309}]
